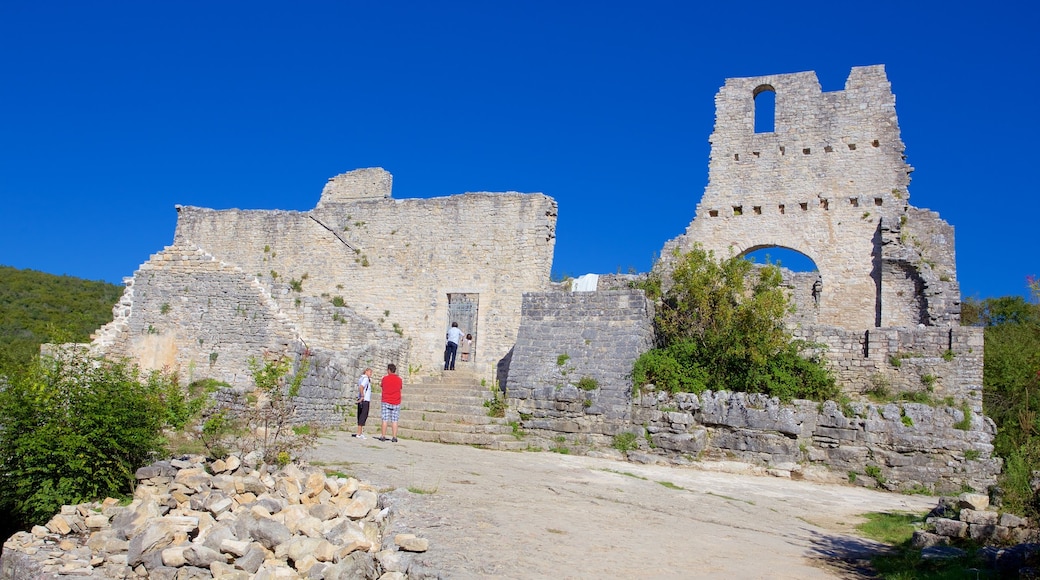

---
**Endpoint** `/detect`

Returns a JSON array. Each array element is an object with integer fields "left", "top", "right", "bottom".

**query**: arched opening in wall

[
  {"left": 753, "top": 85, "right": 775, "bottom": 134},
  {"left": 743, "top": 246, "right": 820, "bottom": 324}
]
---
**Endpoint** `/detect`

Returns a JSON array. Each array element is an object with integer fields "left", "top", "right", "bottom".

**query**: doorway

[{"left": 447, "top": 293, "right": 479, "bottom": 361}]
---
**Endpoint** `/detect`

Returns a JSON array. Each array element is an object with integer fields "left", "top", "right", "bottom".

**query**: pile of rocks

[
  {"left": 0, "top": 455, "right": 433, "bottom": 579},
  {"left": 914, "top": 492, "right": 1034, "bottom": 549}
]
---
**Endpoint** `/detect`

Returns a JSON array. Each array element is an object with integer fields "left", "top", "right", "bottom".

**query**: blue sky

[{"left": 1, "top": 1, "right": 1036, "bottom": 300}]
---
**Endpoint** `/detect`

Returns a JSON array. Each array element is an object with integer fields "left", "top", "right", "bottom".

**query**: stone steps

[{"left": 387, "top": 370, "right": 520, "bottom": 449}]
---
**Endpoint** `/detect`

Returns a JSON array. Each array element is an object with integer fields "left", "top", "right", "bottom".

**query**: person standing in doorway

[
  {"left": 444, "top": 322, "right": 463, "bottom": 370},
  {"left": 460, "top": 333, "right": 473, "bottom": 362},
  {"left": 379, "top": 363, "right": 403, "bottom": 442},
  {"left": 353, "top": 367, "right": 372, "bottom": 439}
]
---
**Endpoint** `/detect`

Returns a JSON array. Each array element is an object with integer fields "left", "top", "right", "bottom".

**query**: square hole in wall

[
  {"left": 802, "top": 148, "right": 811, "bottom": 155},
  {"left": 734, "top": 153, "right": 740, "bottom": 161},
  {"left": 778, "top": 204, "right": 785, "bottom": 214},
  {"left": 779, "top": 146, "right": 785, "bottom": 156},
  {"left": 753, "top": 206, "right": 762, "bottom": 215},
  {"left": 850, "top": 197, "right": 860, "bottom": 207},
  {"left": 872, "top": 140, "right": 880, "bottom": 147},
  {"left": 824, "top": 145, "right": 834, "bottom": 153},
  {"left": 753, "top": 151, "right": 760, "bottom": 157},
  {"left": 874, "top": 198, "right": 883, "bottom": 206},
  {"left": 709, "top": 209, "right": 719, "bottom": 217},
  {"left": 799, "top": 202, "right": 808, "bottom": 211},
  {"left": 820, "top": 199, "right": 829, "bottom": 210},
  {"left": 848, "top": 143, "right": 857, "bottom": 150},
  {"left": 733, "top": 206, "right": 743, "bottom": 216}
]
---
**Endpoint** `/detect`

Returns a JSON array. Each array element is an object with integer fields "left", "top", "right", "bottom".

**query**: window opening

[{"left": 753, "top": 85, "right": 775, "bottom": 133}]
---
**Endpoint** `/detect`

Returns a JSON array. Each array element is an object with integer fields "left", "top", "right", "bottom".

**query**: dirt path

[{"left": 311, "top": 431, "right": 934, "bottom": 579}]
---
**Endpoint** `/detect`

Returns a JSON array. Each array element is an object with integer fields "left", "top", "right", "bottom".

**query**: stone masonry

[
  {"left": 500, "top": 66, "right": 998, "bottom": 491},
  {"left": 84, "top": 66, "right": 997, "bottom": 491},
  {"left": 90, "top": 168, "right": 556, "bottom": 424}
]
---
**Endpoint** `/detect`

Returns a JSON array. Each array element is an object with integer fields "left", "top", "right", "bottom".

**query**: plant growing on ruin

[
  {"left": 633, "top": 246, "right": 836, "bottom": 402},
  {"left": 160, "top": 302, "right": 171, "bottom": 315},
  {"left": 198, "top": 353, "right": 318, "bottom": 464},
  {"left": 612, "top": 432, "right": 638, "bottom": 452},
  {"left": 331, "top": 296, "right": 345, "bottom": 307},
  {"left": 483, "top": 386, "right": 506, "bottom": 418},
  {"left": 577, "top": 376, "right": 598, "bottom": 391},
  {"left": 289, "top": 278, "right": 303, "bottom": 292},
  {"left": 556, "top": 353, "right": 570, "bottom": 366},
  {"left": 864, "top": 465, "right": 885, "bottom": 485}
]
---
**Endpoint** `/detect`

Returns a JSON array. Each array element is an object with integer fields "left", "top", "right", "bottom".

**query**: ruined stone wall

[
  {"left": 662, "top": 65, "right": 956, "bottom": 331},
  {"left": 92, "top": 245, "right": 300, "bottom": 387},
  {"left": 633, "top": 391, "right": 1000, "bottom": 494},
  {"left": 794, "top": 325, "right": 984, "bottom": 405},
  {"left": 504, "top": 290, "right": 655, "bottom": 435},
  {"left": 90, "top": 244, "right": 410, "bottom": 424},
  {"left": 170, "top": 169, "right": 557, "bottom": 379}
]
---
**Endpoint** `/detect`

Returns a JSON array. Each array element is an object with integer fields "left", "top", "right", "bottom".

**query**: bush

[
  {"left": 0, "top": 349, "right": 175, "bottom": 527},
  {"left": 632, "top": 246, "right": 836, "bottom": 402},
  {"left": 612, "top": 432, "right": 638, "bottom": 452},
  {"left": 197, "top": 354, "right": 318, "bottom": 464}
]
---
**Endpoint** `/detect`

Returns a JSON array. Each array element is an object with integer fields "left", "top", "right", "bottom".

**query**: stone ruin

[{"left": 84, "top": 65, "right": 998, "bottom": 492}]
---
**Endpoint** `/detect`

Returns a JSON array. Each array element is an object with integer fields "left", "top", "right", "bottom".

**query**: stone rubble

[{"left": 0, "top": 455, "right": 433, "bottom": 579}]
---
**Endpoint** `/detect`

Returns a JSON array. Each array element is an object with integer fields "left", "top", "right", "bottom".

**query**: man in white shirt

[{"left": 444, "top": 322, "right": 463, "bottom": 370}]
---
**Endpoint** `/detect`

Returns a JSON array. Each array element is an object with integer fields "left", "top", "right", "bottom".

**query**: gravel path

[{"left": 311, "top": 431, "right": 934, "bottom": 579}]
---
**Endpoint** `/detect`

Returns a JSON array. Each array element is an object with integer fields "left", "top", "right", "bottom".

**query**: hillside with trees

[{"left": 0, "top": 265, "right": 123, "bottom": 368}]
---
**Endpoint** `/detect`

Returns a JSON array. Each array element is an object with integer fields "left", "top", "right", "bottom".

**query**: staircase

[{"left": 395, "top": 370, "right": 526, "bottom": 450}]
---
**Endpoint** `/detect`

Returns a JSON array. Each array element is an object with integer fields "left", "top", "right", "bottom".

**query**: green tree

[
  {"left": 0, "top": 348, "right": 175, "bottom": 527},
  {"left": 970, "top": 279, "right": 1040, "bottom": 515},
  {"left": 0, "top": 266, "right": 122, "bottom": 369},
  {"left": 633, "top": 246, "right": 836, "bottom": 401}
]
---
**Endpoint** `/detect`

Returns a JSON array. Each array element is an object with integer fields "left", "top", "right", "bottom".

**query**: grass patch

[
  {"left": 857, "top": 511, "right": 993, "bottom": 578},
  {"left": 324, "top": 470, "right": 350, "bottom": 479},
  {"left": 600, "top": 468, "right": 647, "bottom": 480},
  {"left": 407, "top": 485, "right": 437, "bottom": 495},
  {"left": 706, "top": 491, "right": 754, "bottom": 505},
  {"left": 656, "top": 480, "right": 684, "bottom": 490},
  {"left": 856, "top": 512, "right": 923, "bottom": 545}
]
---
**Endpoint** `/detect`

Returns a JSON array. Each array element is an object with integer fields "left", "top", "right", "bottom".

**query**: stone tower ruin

[{"left": 664, "top": 64, "right": 960, "bottom": 330}]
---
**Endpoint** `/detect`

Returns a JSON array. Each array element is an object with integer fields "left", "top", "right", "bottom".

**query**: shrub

[
  {"left": 0, "top": 349, "right": 176, "bottom": 527},
  {"left": 197, "top": 353, "right": 318, "bottom": 464},
  {"left": 576, "top": 376, "right": 598, "bottom": 391},
  {"left": 612, "top": 432, "right": 638, "bottom": 452},
  {"left": 483, "top": 387, "right": 506, "bottom": 418},
  {"left": 632, "top": 246, "right": 836, "bottom": 402}
]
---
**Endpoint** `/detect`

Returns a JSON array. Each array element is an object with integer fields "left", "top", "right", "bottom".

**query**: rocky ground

[{"left": 310, "top": 431, "right": 936, "bottom": 579}]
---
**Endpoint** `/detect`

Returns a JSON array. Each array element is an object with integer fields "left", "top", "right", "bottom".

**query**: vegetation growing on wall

[
  {"left": 964, "top": 280, "right": 1040, "bottom": 516},
  {"left": 632, "top": 246, "right": 837, "bottom": 402}
]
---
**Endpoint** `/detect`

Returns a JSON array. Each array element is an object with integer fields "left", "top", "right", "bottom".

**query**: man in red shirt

[{"left": 379, "top": 363, "right": 403, "bottom": 442}]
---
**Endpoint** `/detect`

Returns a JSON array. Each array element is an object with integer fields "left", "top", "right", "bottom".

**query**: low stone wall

[
  {"left": 794, "top": 324, "right": 984, "bottom": 405},
  {"left": 915, "top": 494, "right": 1035, "bottom": 548},
  {"left": 633, "top": 390, "right": 1001, "bottom": 494},
  {"left": 504, "top": 290, "right": 655, "bottom": 434}
]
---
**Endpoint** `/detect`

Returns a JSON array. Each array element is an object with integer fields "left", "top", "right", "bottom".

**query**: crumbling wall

[
  {"left": 504, "top": 290, "right": 655, "bottom": 436},
  {"left": 661, "top": 65, "right": 956, "bottom": 331},
  {"left": 793, "top": 325, "right": 984, "bottom": 404},
  {"left": 172, "top": 169, "right": 557, "bottom": 379},
  {"left": 90, "top": 244, "right": 409, "bottom": 424}
]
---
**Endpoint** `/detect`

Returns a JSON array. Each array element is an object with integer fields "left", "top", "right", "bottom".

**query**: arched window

[{"left": 753, "top": 85, "right": 775, "bottom": 134}]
